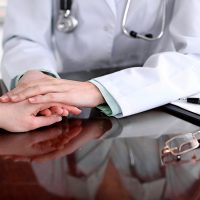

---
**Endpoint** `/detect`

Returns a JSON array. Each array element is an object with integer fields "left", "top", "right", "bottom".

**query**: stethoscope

[
  {"left": 57, "top": 0, "right": 167, "bottom": 41},
  {"left": 57, "top": 0, "right": 78, "bottom": 33}
]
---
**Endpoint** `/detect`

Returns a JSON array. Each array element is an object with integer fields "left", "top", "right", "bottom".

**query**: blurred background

[{"left": 0, "top": 0, "right": 7, "bottom": 78}]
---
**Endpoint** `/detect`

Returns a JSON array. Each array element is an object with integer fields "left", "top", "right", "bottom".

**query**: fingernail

[
  {"left": 57, "top": 117, "right": 62, "bottom": 122},
  {"left": 63, "top": 110, "right": 69, "bottom": 116},
  {"left": 11, "top": 96, "right": 18, "bottom": 101},
  {"left": 0, "top": 95, "right": 9, "bottom": 101},
  {"left": 29, "top": 97, "right": 35, "bottom": 102}
]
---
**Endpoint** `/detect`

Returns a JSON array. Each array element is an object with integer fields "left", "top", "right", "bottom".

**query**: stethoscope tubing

[
  {"left": 122, "top": 0, "right": 167, "bottom": 41},
  {"left": 58, "top": 0, "right": 167, "bottom": 41}
]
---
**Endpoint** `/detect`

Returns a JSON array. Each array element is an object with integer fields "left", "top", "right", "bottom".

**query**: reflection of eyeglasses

[
  {"left": 161, "top": 130, "right": 200, "bottom": 165},
  {"left": 161, "top": 147, "right": 200, "bottom": 165},
  {"left": 162, "top": 131, "right": 200, "bottom": 156}
]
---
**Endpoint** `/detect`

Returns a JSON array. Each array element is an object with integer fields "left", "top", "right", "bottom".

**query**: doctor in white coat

[{"left": 1, "top": 0, "right": 200, "bottom": 119}]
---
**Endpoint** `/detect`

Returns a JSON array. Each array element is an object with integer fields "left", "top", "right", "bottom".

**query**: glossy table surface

[{"left": 0, "top": 71, "right": 199, "bottom": 200}]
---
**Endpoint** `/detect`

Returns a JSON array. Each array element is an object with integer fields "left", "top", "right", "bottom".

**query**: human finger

[
  {"left": 29, "top": 93, "right": 70, "bottom": 105},
  {"left": 8, "top": 82, "right": 65, "bottom": 102},
  {"left": 41, "top": 106, "right": 80, "bottom": 117},
  {"left": 0, "top": 83, "right": 65, "bottom": 104},
  {"left": 0, "top": 82, "right": 36, "bottom": 101},
  {"left": 0, "top": 95, "right": 11, "bottom": 103},
  {"left": 31, "top": 115, "right": 63, "bottom": 130},
  {"left": 63, "top": 105, "right": 82, "bottom": 115},
  {"left": 39, "top": 109, "right": 52, "bottom": 116},
  {"left": 0, "top": 81, "right": 48, "bottom": 102},
  {"left": 50, "top": 106, "right": 66, "bottom": 116},
  {"left": 62, "top": 109, "right": 69, "bottom": 116}
]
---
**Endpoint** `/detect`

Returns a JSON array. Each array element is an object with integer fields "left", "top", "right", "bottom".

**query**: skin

[
  {"left": 0, "top": 70, "right": 105, "bottom": 108},
  {"left": 0, "top": 70, "right": 83, "bottom": 116},
  {"left": 0, "top": 120, "right": 82, "bottom": 162},
  {"left": 0, "top": 125, "right": 63, "bottom": 161},
  {"left": 0, "top": 100, "right": 81, "bottom": 132},
  {"left": 31, "top": 119, "right": 111, "bottom": 163},
  {"left": 0, "top": 119, "right": 111, "bottom": 163}
]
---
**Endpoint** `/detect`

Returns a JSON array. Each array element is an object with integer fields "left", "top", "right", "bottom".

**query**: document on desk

[{"left": 171, "top": 93, "right": 200, "bottom": 115}]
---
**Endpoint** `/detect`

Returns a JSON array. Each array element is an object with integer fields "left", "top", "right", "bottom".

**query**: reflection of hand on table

[
  {"left": 0, "top": 120, "right": 82, "bottom": 162},
  {"left": 31, "top": 118, "right": 112, "bottom": 163},
  {"left": 0, "top": 124, "right": 63, "bottom": 161},
  {"left": 0, "top": 118, "right": 112, "bottom": 163}
]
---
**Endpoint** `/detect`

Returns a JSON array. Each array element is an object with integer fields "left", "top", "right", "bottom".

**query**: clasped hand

[{"left": 0, "top": 70, "right": 105, "bottom": 132}]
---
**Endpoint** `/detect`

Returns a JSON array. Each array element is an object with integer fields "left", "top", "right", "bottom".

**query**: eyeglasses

[{"left": 161, "top": 130, "right": 200, "bottom": 165}]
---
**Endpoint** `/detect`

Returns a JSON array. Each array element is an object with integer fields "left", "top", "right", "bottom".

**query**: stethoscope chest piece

[{"left": 57, "top": 0, "right": 78, "bottom": 33}]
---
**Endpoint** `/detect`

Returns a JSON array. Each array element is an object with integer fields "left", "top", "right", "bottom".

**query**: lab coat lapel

[{"left": 104, "top": 0, "right": 117, "bottom": 18}]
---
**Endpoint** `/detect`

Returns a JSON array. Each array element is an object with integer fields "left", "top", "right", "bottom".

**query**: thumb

[{"left": 32, "top": 115, "right": 62, "bottom": 129}]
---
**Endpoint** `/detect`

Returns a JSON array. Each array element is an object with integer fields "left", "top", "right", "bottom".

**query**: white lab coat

[{"left": 1, "top": 0, "right": 200, "bottom": 117}]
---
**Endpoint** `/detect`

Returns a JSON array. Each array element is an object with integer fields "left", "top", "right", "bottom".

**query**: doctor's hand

[
  {"left": 0, "top": 71, "right": 105, "bottom": 108},
  {"left": 0, "top": 70, "right": 81, "bottom": 116}
]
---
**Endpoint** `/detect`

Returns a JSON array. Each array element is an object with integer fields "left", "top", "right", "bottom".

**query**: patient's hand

[{"left": 0, "top": 100, "right": 80, "bottom": 132}]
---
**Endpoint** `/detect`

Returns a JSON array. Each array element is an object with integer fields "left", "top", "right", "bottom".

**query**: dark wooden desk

[{"left": 0, "top": 72, "right": 199, "bottom": 200}]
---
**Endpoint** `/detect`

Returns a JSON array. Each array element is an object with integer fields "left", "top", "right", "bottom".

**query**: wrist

[{"left": 87, "top": 82, "right": 105, "bottom": 107}]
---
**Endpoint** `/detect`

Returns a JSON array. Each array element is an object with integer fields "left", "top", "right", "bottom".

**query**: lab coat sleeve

[
  {"left": 90, "top": 79, "right": 122, "bottom": 116},
  {"left": 93, "top": 0, "right": 200, "bottom": 117},
  {"left": 1, "top": 0, "right": 58, "bottom": 89}
]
